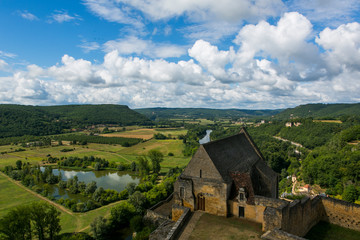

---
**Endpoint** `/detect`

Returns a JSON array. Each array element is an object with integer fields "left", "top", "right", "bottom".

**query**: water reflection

[{"left": 41, "top": 168, "right": 140, "bottom": 200}]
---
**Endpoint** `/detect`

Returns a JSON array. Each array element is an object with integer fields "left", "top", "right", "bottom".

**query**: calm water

[
  {"left": 199, "top": 130, "right": 212, "bottom": 144},
  {"left": 42, "top": 168, "right": 140, "bottom": 200}
]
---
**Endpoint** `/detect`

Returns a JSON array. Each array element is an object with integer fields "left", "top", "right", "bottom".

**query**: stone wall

[
  {"left": 321, "top": 197, "right": 360, "bottom": 231},
  {"left": 261, "top": 196, "right": 360, "bottom": 237},
  {"left": 175, "top": 176, "right": 229, "bottom": 216},
  {"left": 280, "top": 196, "right": 324, "bottom": 237},
  {"left": 192, "top": 178, "right": 228, "bottom": 216},
  {"left": 166, "top": 205, "right": 191, "bottom": 240},
  {"left": 263, "top": 206, "right": 283, "bottom": 232},
  {"left": 229, "top": 200, "right": 265, "bottom": 223}
]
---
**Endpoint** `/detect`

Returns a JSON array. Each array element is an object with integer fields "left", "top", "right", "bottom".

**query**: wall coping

[{"left": 165, "top": 205, "right": 191, "bottom": 240}]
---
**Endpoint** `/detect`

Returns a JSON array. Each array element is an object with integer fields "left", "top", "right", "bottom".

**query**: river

[{"left": 199, "top": 130, "right": 212, "bottom": 144}]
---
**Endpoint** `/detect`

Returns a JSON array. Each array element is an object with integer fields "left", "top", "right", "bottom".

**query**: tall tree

[
  {"left": 30, "top": 202, "right": 61, "bottom": 240},
  {"left": 148, "top": 150, "right": 164, "bottom": 174}
]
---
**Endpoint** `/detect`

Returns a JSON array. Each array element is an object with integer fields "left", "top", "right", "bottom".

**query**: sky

[{"left": 0, "top": 0, "right": 360, "bottom": 109}]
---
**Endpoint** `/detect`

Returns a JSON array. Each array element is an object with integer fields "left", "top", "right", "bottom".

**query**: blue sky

[{"left": 0, "top": 0, "right": 360, "bottom": 109}]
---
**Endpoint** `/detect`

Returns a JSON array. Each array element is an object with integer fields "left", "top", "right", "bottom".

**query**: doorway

[
  {"left": 239, "top": 206, "right": 245, "bottom": 217},
  {"left": 197, "top": 194, "right": 205, "bottom": 211}
]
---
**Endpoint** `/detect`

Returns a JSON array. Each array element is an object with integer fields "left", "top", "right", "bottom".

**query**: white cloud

[
  {"left": 0, "top": 59, "right": 8, "bottom": 71},
  {"left": 316, "top": 22, "right": 360, "bottom": 73},
  {"left": 18, "top": 10, "right": 38, "bottom": 21},
  {"left": 287, "top": 0, "right": 360, "bottom": 26},
  {"left": 83, "top": 0, "right": 284, "bottom": 41},
  {"left": 2, "top": 11, "right": 360, "bottom": 109},
  {"left": 83, "top": 0, "right": 143, "bottom": 28},
  {"left": 189, "top": 40, "right": 235, "bottom": 79},
  {"left": 125, "top": 0, "right": 284, "bottom": 22},
  {"left": 233, "top": 12, "right": 323, "bottom": 82},
  {"left": 103, "top": 36, "right": 186, "bottom": 58},
  {"left": 0, "top": 50, "right": 16, "bottom": 59},
  {"left": 78, "top": 41, "right": 101, "bottom": 53},
  {"left": 49, "top": 10, "right": 82, "bottom": 23}
]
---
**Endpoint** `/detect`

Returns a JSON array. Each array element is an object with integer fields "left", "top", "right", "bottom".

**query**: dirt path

[
  {"left": 0, "top": 171, "right": 73, "bottom": 215},
  {"left": 273, "top": 136, "right": 304, "bottom": 148}
]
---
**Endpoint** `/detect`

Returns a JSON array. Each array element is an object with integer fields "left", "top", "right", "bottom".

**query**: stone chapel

[{"left": 173, "top": 128, "right": 278, "bottom": 218}]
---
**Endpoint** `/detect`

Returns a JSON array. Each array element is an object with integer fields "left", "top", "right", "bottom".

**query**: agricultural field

[
  {"left": 100, "top": 127, "right": 187, "bottom": 140},
  {"left": 313, "top": 120, "right": 343, "bottom": 123},
  {"left": 0, "top": 128, "right": 191, "bottom": 170}
]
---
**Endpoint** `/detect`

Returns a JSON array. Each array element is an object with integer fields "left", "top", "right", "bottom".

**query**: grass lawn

[
  {"left": 305, "top": 221, "right": 360, "bottom": 240},
  {"left": 189, "top": 213, "right": 263, "bottom": 240},
  {"left": 0, "top": 174, "right": 41, "bottom": 217}
]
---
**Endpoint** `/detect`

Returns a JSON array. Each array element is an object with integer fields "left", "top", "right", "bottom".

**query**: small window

[
  {"left": 180, "top": 187, "right": 184, "bottom": 198},
  {"left": 239, "top": 193, "right": 244, "bottom": 201},
  {"left": 200, "top": 169, "right": 202, "bottom": 178}
]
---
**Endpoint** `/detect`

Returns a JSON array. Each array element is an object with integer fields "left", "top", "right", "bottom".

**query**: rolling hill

[
  {"left": 0, "top": 104, "right": 151, "bottom": 138},
  {"left": 274, "top": 103, "right": 360, "bottom": 120}
]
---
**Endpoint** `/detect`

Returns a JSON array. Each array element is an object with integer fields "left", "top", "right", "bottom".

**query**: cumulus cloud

[
  {"left": 1, "top": 12, "right": 360, "bottom": 108},
  {"left": 316, "top": 22, "right": 360, "bottom": 73},
  {"left": 189, "top": 40, "right": 235, "bottom": 79},
  {"left": 103, "top": 36, "right": 187, "bottom": 58},
  {"left": 233, "top": 12, "right": 324, "bottom": 81}
]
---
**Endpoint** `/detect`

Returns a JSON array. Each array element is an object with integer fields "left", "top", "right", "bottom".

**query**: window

[
  {"left": 180, "top": 187, "right": 184, "bottom": 198},
  {"left": 239, "top": 193, "right": 244, "bottom": 201},
  {"left": 200, "top": 169, "right": 202, "bottom": 178}
]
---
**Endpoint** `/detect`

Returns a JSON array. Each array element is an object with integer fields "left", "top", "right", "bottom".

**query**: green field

[
  {"left": 0, "top": 173, "right": 41, "bottom": 217},
  {"left": 0, "top": 173, "right": 129, "bottom": 234},
  {"left": 0, "top": 132, "right": 191, "bottom": 170}
]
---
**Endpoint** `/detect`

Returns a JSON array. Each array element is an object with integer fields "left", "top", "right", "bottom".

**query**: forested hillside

[
  {"left": 135, "top": 107, "right": 281, "bottom": 120},
  {"left": 0, "top": 104, "right": 151, "bottom": 138},
  {"left": 275, "top": 103, "right": 360, "bottom": 120}
]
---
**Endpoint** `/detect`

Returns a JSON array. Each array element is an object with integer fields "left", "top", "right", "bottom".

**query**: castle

[{"left": 149, "top": 129, "right": 360, "bottom": 239}]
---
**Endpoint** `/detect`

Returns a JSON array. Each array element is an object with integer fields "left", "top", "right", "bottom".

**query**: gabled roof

[{"left": 201, "top": 128, "right": 264, "bottom": 182}]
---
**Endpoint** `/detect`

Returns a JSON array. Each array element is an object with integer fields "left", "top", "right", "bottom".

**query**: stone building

[{"left": 173, "top": 128, "right": 278, "bottom": 218}]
